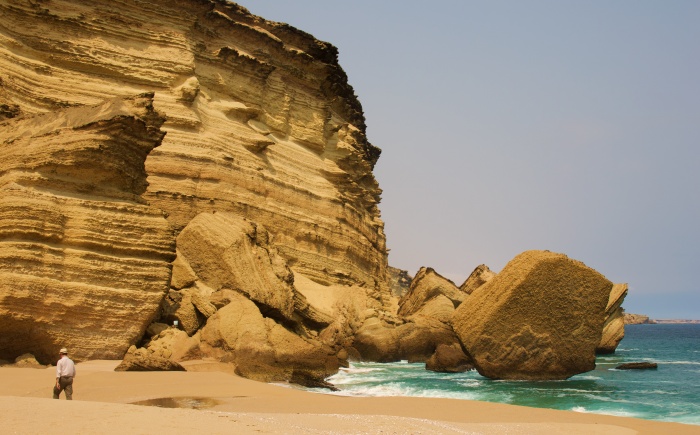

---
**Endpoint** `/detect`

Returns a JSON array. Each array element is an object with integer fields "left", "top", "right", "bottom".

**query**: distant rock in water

[
  {"left": 452, "top": 250, "right": 613, "bottom": 380},
  {"left": 624, "top": 313, "right": 654, "bottom": 324},
  {"left": 616, "top": 362, "right": 658, "bottom": 370},
  {"left": 596, "top": 283, "right": 628, "bottom": 354}
]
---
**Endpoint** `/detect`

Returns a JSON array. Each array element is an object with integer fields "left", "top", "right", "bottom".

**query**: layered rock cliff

[
  {"left": 0, "top": 0, "right": 385, "bottom": 289},
  {"left": 0, "top": 94, "right": 175, "bottom": 362},
  {"left": 0, "top": 0, "right": 388, "bottom": 364}
]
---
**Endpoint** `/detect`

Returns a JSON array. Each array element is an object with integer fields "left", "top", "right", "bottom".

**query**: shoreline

[{"left": 1, "top": 360, "right": 696, "bottom": 434}]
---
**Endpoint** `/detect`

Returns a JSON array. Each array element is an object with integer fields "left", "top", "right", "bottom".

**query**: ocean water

[{"left": 322, "top": 324, "right": 700, "bottom": 425}]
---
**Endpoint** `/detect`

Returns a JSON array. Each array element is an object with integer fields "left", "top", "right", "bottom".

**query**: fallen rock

[
  {"left": 597, "top": 283, "right": 628, "bottom": 354},
  {"left": 115, "top": 353, "right": 187, "bottom": 372},
  {"left": 459, "top": 264, "right": 496, "bottom": 295},
  {"left": 452, "top": 250, "right": 613, "bottom": 380},
  {"left": 353, "top": 317, "right": 458, "bottom": 363},
  {"left": 615, "top": 362, "right": 658, "bottom": 370},
  {"left": 199, "top": 291, "right": 339, "bottom": 384},
  {"left": 13, "top": 353, "right": 43, "bottom": 367},
  {"left": 398, "top": 267, "right": 466, "bottom": 323},
  {"left": 425, "top": 344, "right": 474, "bottom": 373}
]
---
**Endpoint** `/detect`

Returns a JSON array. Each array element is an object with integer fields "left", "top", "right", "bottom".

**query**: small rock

[
  {"left": 115, "top": 354, "right": 186, "bottom": 371},
  {"left": 14, "top": 353, "right": 42, "bottom": 367},
  {"left": 615, "top": 362, "right": 658, "bottom": 370}
]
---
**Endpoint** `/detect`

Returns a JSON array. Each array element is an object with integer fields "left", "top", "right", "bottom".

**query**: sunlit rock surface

[
  {"left": 0, "top": 94, "right": 175, "bottom": 363},
  {"left": 452, "top": 250, "right": 612, "bottom": 380}
]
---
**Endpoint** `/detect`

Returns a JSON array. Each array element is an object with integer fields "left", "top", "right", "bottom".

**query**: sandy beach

[{"left": 1, "top": 360, "right": 696, "bottom": 434}]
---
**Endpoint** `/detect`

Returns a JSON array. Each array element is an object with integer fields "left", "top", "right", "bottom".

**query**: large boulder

[
  {"left": 199, "top": 292, "right": 339, "bottom": 384},
  {"left": 353, "top": 317, "right": 458, "bottom": 363},
  {"left": 425, "top": 344, "right": 474, "bottom": 373},
  {"left": 452, "top": 250, "right": 613, "bottom": 380},
  {"left": 170, "top": 212, "right": 332, "bottom": 333},
  {"left": 597, "top": 283, "right": 628, "bottom": 354}
]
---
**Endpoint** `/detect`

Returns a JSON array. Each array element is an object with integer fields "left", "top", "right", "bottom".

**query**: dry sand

[{"left": 1, "top": 360, "right": 696, "bottom": 434}]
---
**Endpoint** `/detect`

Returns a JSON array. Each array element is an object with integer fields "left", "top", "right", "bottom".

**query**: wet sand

[{"left": 1, "top": 360, "right": 696, "bottom": 434}]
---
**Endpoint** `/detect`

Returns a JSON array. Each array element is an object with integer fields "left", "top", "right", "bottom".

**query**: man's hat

[{"left": 59, "top": 348, "right": 68, "bottom": 354}]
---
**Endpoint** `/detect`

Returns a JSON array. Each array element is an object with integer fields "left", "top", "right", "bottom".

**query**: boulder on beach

[
  {"left": 425, "top": 344, "right": 474, "bottom": 373},
  {"left": 452, "top": 250, "right": 613, "bottom": 380}
]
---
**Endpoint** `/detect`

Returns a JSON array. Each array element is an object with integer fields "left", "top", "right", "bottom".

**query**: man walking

[{"left": 53, "top": 348, "right": 76, "bottom": 400}]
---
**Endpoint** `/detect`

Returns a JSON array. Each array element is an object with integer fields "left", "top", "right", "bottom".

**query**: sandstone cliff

[
  {"left": 0, "top": 0, "right": 389, "bottom": 364},
  {"left": 0, "top": 94, "right": 175, "bottom": 362}
]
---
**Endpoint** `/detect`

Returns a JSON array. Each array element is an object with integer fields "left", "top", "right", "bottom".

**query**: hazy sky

[{"left": 241, "top": 1, "right": 699, "bottom": 319}]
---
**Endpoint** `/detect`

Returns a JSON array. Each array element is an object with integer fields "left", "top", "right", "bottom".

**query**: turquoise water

[{"left": 323, "top": 324, "right": 700, "bottom": 425}]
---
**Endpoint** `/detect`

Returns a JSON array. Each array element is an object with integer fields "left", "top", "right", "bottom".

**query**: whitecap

[{"left": 571, "top": 406, "right": 587, "bottom": 413}]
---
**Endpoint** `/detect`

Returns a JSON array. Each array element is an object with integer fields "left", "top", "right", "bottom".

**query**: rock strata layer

[
  {"left": 0, "top": 94, "right": 175, "bottom": 363},
  {"left": 452, "top": 250, "right": 613, "bottom": 380}
]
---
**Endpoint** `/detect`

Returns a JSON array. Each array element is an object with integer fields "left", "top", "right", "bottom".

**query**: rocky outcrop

[
  {"left": 597, "top": 283, "right": 628, "bottom": 354},
  {"left": 0, "top": 0, "right": 387, "bottom": 294},
  {"left": 351, "top": 267, "right": 467, "bottom": 363},
  {"left": 624, "top": 313, "right": 653, "bottom": 324},
  {"left": 452, "top": 250, "right": 613, "bottom": 380},
  {"left": 425, "top": 344, "right": 474, "bottom": 373},
  {"left": 0, "top": 94, "right": 175, "bottom": 364},
  {"left": 352, "top": 317, "right": 457, "bottom": 363},
  {"left": 398, "top": 267, "right": 466, "bottom": 323},
  {"left": 459, "top": 264, "right": 496, "bottom": 295},
  {"left": 165, "top": 212, "right": 333, "bottom": 333},
  {"left": 199, "top": 291, "right": 339, "bottom": 383}
]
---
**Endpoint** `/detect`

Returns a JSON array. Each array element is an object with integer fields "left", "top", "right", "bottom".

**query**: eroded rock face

[
  {"left": 452, "top": 250, "right": 613, "bottom": 380},
  {"left": 0, "top": 0, "right": 387, "bottom": 294},
  {"left": 0, "top": 94, "right": 175, "bottom": 363},
  {"left": 597, "top": 283, "right": 628, "bottom": 354}
]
